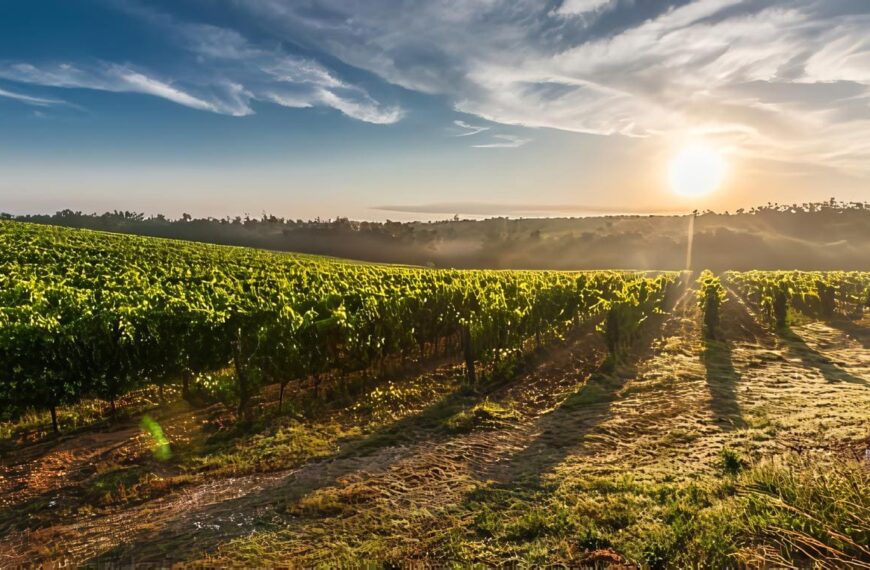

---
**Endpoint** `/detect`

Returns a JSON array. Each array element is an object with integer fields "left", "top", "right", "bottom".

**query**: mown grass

[
  {"left": 185, "top": 418, "right": 344, "bottom": 475},
  {"left": 208, "top": 452, "right": 869, "bottom": 567},
  {"left": 459, "top": 452, "right": 870, "bottom": 567}
]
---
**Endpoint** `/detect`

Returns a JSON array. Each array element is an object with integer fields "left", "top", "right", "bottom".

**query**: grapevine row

[
  {"left": 0, "top": 222, "right": 677, "bottom": 432},
  {"left": 724, "top": 270, "right": 870, "bottom": 328}
]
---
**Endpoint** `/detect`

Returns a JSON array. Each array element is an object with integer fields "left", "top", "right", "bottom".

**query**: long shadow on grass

[
  {"left": 494, "top": 367, "right": 629, "bottom": 485},
  {"left": 825, "top": 319, "right": 870, "bottom": 350},
  {"left": 84, "top": 382, "right": 473, "bottom": 565},
  {"left": 488, "top": 296, "right": 680, "bottom": 486},
  {"left": 487, "top": 278, "right": 695, "bottom": 487},
  {"left": 778, "top": 327, "right": 867, "bottom": 386},
  {"left": 85, "top": 341, "right": 591, "bottom": 565},
  {"left": 701, "top": 339, "right": 744, "bottom": 431}
]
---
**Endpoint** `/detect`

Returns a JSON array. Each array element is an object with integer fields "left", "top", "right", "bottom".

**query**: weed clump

[
  {"left": 443, "top": 401, "right": 519, "bottom": 433},
  {"left": 718, "top": 446, "right": 747, "bottom": 474}
]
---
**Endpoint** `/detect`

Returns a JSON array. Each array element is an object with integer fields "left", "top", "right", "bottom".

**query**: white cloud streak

[
  {"left": 116, "top": 69, "right": 231, "bottom": 114},
  {"left": 316, "top": 89, "right": 403, "bottom": 124},
  {"left": 0, "top": 86, "right": 67, "bottom": 107},
  {"left": 472, "top": 134, "right": 531, "bottom": 149},
  {"left": 0, "top": 3, "right": 403, "bottom": 124},
  {"left": 0, "top": 62, "right": 250, "bottom": 115},
  {"left": 555, "top": 0, "right": 613, "bottom": 17},
  {"left": 453, "top": 120, "right": 490, "bottom": 136}
]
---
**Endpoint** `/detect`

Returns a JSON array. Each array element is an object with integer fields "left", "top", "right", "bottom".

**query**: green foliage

[
  {"left": 191, "top": 370, "right": 237, "bottom": 407},
  {"left": 0, "top": 221, "right": 680, "bottom": 427},
  {"left": 718, "top": 446, "right": 747, "bottom": 474},
  {"left": 600, "top": 276, "right": 674, "bottom": 361},
  {"left": 725, "top": 270, "right": 870, "bottom": 326},
  {"left": 815, "top": 280, "right": 837, "bottom": 318}
]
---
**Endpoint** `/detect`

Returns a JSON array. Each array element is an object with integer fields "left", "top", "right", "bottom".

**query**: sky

[{"left": 1, "top": 0, "right": 869, "bottom": 220}]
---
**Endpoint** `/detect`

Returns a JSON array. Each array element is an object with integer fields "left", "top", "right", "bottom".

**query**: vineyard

[
  {"left": 0, "top": 221, "right": 675, "bottom": 431},
  {"left": 1, "top": 221, "right": 869, "bottom": 567}
]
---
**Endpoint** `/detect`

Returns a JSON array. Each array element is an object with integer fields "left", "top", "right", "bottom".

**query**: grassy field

[{"left": 1, "top": 276, "right": 868, "bottom": 567}]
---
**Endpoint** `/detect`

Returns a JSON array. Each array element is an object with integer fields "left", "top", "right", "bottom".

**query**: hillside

[{"left": 8, "top": 200, "right": 870, "bottom": 270}]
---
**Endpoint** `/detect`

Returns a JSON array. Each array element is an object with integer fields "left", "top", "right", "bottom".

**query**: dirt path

[
  {"left": 2, "top": 286, "right": 869, "bottom": 566},
  {"left": 0, "top": 401, "right": 210, "bottom": 514},
  {"left": 0, "top": 426, "right": 142, "bottom": 509}
]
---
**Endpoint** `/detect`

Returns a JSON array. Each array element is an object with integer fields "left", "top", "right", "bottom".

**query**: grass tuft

[
  {"left": 442, "top": 401, "right": 519, "bottom": 434},
  {"left": 719, "top": 446, "right": 748, "bottom": 474}
]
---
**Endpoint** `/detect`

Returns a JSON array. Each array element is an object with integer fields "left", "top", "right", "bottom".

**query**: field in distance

[{"left": 0, "top": 220, "right": 868, "bottom": 567}]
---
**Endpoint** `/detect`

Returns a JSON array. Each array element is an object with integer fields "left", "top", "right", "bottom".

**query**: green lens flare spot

[{"left": 140, "top": 414, "right": 171, "bottom": 461}]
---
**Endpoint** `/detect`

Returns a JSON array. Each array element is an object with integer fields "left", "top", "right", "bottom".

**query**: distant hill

[{"left": 5, "top": 200, "right": 870, "bottom": 271}]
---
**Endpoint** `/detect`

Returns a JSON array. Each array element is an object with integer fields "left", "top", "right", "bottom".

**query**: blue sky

[{"left": 1, "top": 0, "right": 869, "bottom": 219}]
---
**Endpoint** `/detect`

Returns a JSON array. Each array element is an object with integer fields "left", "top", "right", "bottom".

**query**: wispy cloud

[
  {"left": 315, "top": 89, "right": 403, "bottom": 125},
  {"left": 472, "top": 134, "right": 531, "bottom": 149},
  {"left": 0, "top": 1, "right": 403, "bottom": 124},
  {"left": 118, "top": 69, "right": 239, "bottom": 114},
  {"left": 554, "top": 0, "right": 613, "bottom": 18},
  {"left": 453, "top": 120, "right": 489, "bottom": 137},
  {"left": 223, "top": 0, "right": 870, "bottom": 175},
  {"left": 0, "top": 86, "right": 67, "bottom": 107},
  {"left": 177, "top": 20, "right": 403, "bottom": 123},
  {"left": 0, "top": 62, "right": 250, "bottom": 115}
]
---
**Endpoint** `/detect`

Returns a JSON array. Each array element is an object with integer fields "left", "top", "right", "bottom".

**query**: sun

[{"left": 668, "top": 143, "right": 727, "bottom": 197}]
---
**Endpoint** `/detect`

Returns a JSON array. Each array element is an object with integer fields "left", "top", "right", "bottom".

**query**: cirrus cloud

[
  {"left": 0, "top": 62, "right": 252, "bottom": 116},
  {"left": 219, "top": 0, "right": 870, "bottom": 173},
  {"left": 4, "top": 0, "right": 869, "bottom": 172},
  {"left": 0, "top": 1, "right": 403, "bottom": 124},
  {"left": 0, "top": 85, "right": 68, "bottom": 107},
  {"left": 472, "top": 134, "right": 532, "bottom": 149}
]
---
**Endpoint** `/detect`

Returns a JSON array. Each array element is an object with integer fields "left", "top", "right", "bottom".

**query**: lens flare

[{"left": 141, "top": 415, "right": 171, "bottom": 461}]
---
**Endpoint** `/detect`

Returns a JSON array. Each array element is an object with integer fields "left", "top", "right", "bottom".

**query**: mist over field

[{"left": 11, "top": 201, "right": 870, "bottom": 271}]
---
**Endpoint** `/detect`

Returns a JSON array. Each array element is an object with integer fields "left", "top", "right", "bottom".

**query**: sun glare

[{"left": 669, "top": 143, "right": 726, "bottom": 197}]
